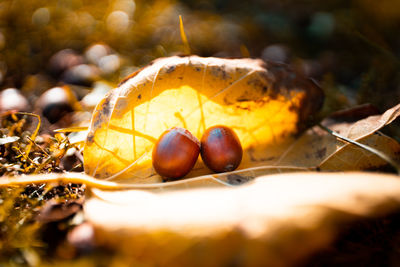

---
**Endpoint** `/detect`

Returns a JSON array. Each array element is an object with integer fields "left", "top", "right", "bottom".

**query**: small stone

[
  {"left": 62, "top": 64, "right": 100, "bottom": 86},
  {"left": 48, "top": 49, "right": 84, "bottom": 77},
  {"left": 0, "top": 88, "right": 29, "bottom": 112},
  {"left": 67, "top": 222, "right": 95, "bottom": 252},
  {"left": 261, "top": 44, "right": 291, "bottom": 64},
  {"left": 36, "top": 87, "right": 76, "bottom": 124},
  {"left": 85, "top": 43, "right": 112, "bottom": 65}
]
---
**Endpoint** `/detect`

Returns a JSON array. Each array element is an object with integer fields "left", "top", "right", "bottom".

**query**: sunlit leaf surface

[{"left": 84, "top": 56, "right": 323, "bottom": 182}]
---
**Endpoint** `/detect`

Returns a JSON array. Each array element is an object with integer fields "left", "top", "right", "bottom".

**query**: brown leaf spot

[
  {"left": 86, "top": 133, "right": 94, "bottom": 144},
  {"left": 227, "top": 174, "right": 250, "bottom": 185},
  {"left": 166, "top": 65, "right": 176, "bottom": 73},
  {"left": 210, "top": 66, "right": 230, "bottom": 80},
  {"left": 315, "top": 147, "right": 327, "bottom": 159}
]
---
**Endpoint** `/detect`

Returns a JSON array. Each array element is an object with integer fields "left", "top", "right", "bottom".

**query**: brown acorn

[
  {"left": 152, "top": 127, "right": 200, "bottom": 180},
  {"left": 201, "top": 125, "right": 242, "bottom": 173},
  {"left": 37, "top": 86, "right": 76, "bottom": 124},
  {"left": 0, "top": 88, "right": 29, "bottom": 112},
  {"left": 48, "top": 49, "right": 84, "bottom": 77}
]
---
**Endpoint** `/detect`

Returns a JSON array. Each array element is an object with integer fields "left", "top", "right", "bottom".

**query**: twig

[
  {"left": 17, "top": 112, "right": 41, "bottom": 157},
  {"left": 318, "top": 123, "right": 400, "bottom": 174},
  {"left": 0, "top": 166, "right": 312, "bottom": 190},
  {"left": 179, "top": 15, "right": 191, "bottom": 55}
]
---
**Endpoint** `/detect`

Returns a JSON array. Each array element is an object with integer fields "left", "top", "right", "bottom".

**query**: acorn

[
  {"left": 36, "top": 86, "right": 76, "bottom": 124},
  {"left": 48, "top": 49, "right": 84, "bottom": 77},
  {"left": 201, "top": 125, "right": 242, "bottom": 173},
  {"left": 0, "top": 88, "right": 29, "bottom": 112},
  {"left": 62, "top": 64, "right": 100, "bottom": 87},
  {"left": 152, "top": 127, "right": 200, "bottom": 180},
  {"left": 85, "top": 43, "right": 112, "bottom": 65}
]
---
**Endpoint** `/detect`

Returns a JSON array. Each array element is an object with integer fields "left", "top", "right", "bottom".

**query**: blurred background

[
  {"left": 1, "top": 0, "right": 400, "bottom": 265},
  {"left": 0, "top": 0, "right": 400, "bottom": 115}
]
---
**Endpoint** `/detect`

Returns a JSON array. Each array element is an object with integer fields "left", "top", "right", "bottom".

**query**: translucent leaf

[{"left": 84, "top": 56, "right": 323, "bottom": 182}]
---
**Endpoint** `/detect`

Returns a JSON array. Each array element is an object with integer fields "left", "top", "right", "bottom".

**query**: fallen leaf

[
  {"left": 85, "top": 172, "right": 400, "bottom": 267},
  {"left": 277, "top": 103, "right": 400, "bottom": 171},
  {"left": 84, "top": 56, "right": 323, "bottom": 182},
  {"left": 346, "top": 103, "right": 400, "bottom": 140},
  {"left": 319, "top": 132, "right": 400, "bottom": 171},
  {"left": 0, "top": 136, "right": 20, "bottom": 145}
]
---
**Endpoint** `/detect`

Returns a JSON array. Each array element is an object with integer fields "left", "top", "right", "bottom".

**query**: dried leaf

[
  {"left": 277, "top": 103, "right": 400, "bottom": 171},
  {"left": 319, "top": 132, "right": 400, "bottom": 171},
  {"left": 85, "top": 172, "right": 400, "bottom": 267},
  {"left": 84, "top": 56, "right": 322, "bottom": 182},
  {"left": 0, "top": 136, "right": 20, "bottom": 145},
  {"left": 346, "top": 103, "right": 400, "bottom": 140}
]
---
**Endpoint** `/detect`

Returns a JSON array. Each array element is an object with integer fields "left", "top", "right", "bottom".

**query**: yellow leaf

[
  {"left": 84, "top": 56, "right": 323, "bottom": 182},
  {"left": 85, "top": 172, "right": 400, "bottom": 267}
]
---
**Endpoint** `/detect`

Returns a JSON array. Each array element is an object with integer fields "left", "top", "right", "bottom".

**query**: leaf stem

[
  {"left": 318, "top": 123, "right": 400, "bottom": 174},
  {"left": 0, "top": 166, "right": 312, "bottom": 190},
  {"left": 179, "top": 15, "right": 191, "bottom": 55},
  {"left": 18, "top": 112, "right": 41, "bottom": 158}
]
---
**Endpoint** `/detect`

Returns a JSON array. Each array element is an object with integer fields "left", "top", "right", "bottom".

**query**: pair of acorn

[{"left": 152, "top": 125, "right": 243, "bottom": 180}]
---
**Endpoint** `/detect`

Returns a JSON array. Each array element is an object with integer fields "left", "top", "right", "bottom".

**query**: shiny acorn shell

[
  {"left": 152, "top": 127, "right": 200, "bottom": 180},
  {"left": 201, "top": 125, "right": 242, "bottom": 173}
]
